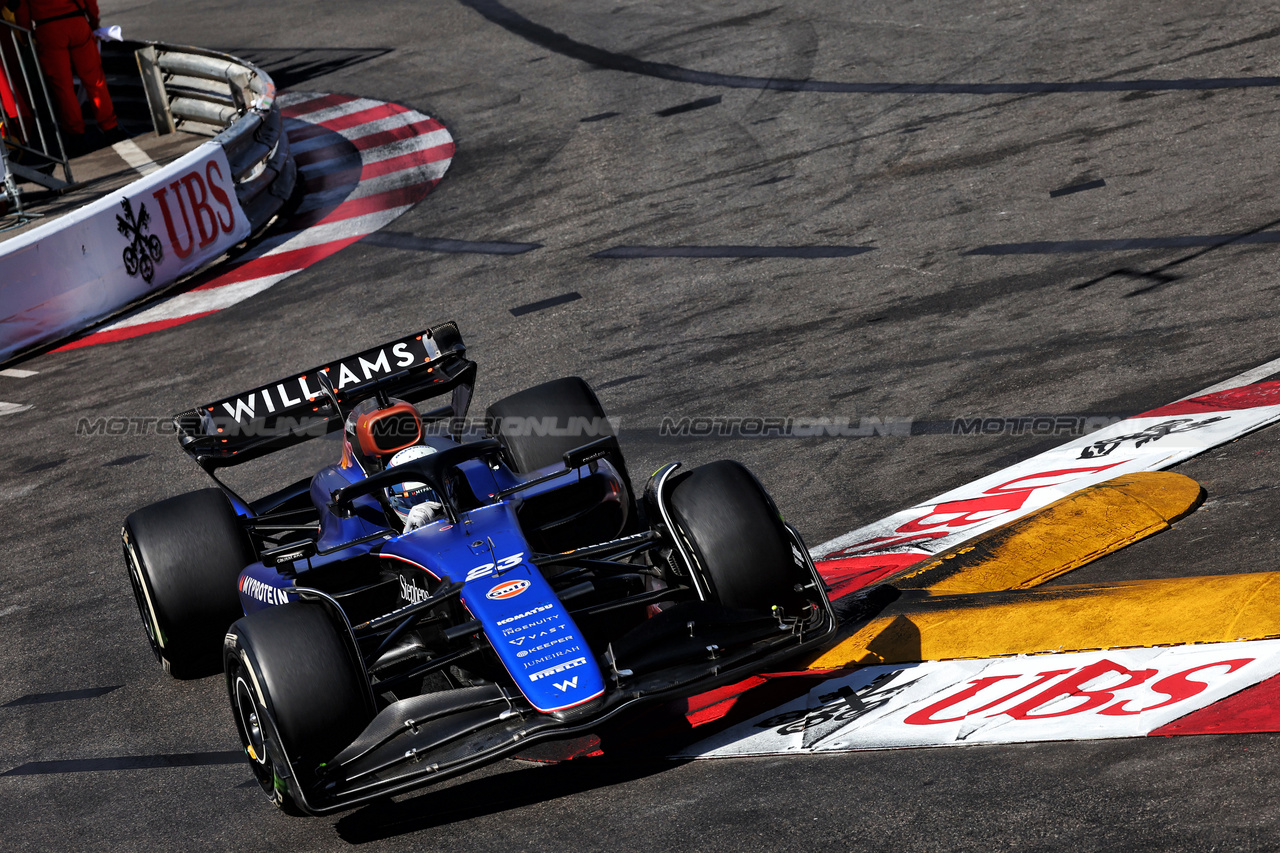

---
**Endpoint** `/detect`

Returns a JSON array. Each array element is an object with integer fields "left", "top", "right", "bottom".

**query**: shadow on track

[
  {"left": 334, "top": 756, "right": 684, "bottom": 843},
  {"left": 216, "top": 48, "right": 395, "bottom": 90}
]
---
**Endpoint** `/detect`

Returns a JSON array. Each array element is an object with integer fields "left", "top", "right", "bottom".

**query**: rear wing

[{"left": 174, "top": 321, "right": 476, "bottom": 471}]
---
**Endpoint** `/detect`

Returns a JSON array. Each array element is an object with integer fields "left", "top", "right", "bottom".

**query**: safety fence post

[{"left": 0, "top": 17, "right": 73, "bottom": 201}]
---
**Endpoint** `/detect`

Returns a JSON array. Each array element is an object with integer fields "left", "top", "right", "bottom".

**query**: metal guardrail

[{"left": 133, "top": 42, "right": 295, "bottom": 233}]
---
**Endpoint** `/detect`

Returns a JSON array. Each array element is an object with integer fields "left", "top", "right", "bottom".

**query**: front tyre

[
  {"left": 666, "top": 461, "right": 805, "bottom": 612},
  {"left": 225, "top": 602, "right": 373, "bottom": 815},
  {"left": 122, "top": 488, "right": 253, "bottom": 678}
]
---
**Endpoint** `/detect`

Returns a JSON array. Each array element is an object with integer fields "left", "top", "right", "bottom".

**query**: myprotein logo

[
  {"left": 150, "top": 159, "right": 238, "bottom": 261},
  {"left": 239, "top": 576, "right": 290, "bottom": 606},
  {"left": 487, "top": 579, "right": 530, "bottom": 601}
]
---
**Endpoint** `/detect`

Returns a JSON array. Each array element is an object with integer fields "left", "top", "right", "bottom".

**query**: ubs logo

[
  {"left": 116, "top": 198, "right": 164, "bottom": 284},
  {"left": 149, "top": 160, "right": 238, "bottom": 260}
]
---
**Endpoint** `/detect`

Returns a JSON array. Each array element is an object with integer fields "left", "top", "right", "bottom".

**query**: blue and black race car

[{"left": 121, "top": 321, "right": 836, "bottom": 815}]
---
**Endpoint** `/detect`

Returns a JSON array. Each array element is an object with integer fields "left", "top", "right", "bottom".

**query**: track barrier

[{"left": 0, "top": 40, "right": 296, "bottom": 364}]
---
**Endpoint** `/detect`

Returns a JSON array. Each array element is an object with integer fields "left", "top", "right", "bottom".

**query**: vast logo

[
  {"left": 116, "top": 198, "right": 164, "bottom": 284},
  {"left": 516, "top": 635, "right": 573, "bottom": 658},
  {"left": 487, "top": 579, "right": 530, "bottom": 600}
]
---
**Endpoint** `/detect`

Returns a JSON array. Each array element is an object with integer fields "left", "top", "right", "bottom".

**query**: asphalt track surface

[{"left": 5, "top": 1, "right": 1280, "bottom": 849}]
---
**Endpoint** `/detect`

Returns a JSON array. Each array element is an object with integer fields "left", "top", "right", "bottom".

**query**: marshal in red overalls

[{"left": 13, "top": 0, "right": 120, "bottom": 140}]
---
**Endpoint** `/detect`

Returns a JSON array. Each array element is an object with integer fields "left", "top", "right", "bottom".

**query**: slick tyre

[
  {"left": 122, "top": 488, "right": 253, "bottom": 679},
  {"left": 486, "top": 377, "right": 613, "bottom": 473},
  {"left": 666, "top": 461, "right": 801, "bottom": 612},
  {"left": 225, "top": 603, "right": 373, "bottom": 815}
]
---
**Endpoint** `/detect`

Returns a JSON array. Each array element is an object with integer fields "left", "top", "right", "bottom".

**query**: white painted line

[
  {"left": 65, "top": 93, "right": 454, "bottom": 351},
  {"left": 677, "top": 640, "right": 1280, "bottom": 758},
  {"left": 812, "top": 388, "right": 1280, "bottom": 559},
  {"left": 286, "top": 97, "right": 387, "bottom": 125},
  {"left": 97, "top": 274, "right": 294, "bottom": 330},
  {"left": 0, "top": 368, "right": 37, "bottom": 378},
  {"left": 358, "top": 130, "right": 453, "bottom": 166},
  {"left": 287, "top": 111, "right": 431, "bottom": 155},
  {"left": 1181, "top": 356, "right": 1280, "bottom": 399},
  {"left": 250, "top": 205, "right": 415, "bottom": 255},
  {"left": 112, "top": 139, "right": 160, "bottom": 176},
  {"left": 0, "top": 402, "right": 32, "bottom": 416},
  {"left": 292, "top": 166, "right": 441, "bottom": 213}
]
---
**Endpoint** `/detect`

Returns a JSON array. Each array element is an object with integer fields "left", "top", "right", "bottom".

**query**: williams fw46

[{"left": 121, "top": 321, "right": 836, "bottom": 814}]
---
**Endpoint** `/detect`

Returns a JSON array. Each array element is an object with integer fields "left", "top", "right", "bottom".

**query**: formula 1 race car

[{"left": 122, "top": 321, "right": 836, "bottom": 814}]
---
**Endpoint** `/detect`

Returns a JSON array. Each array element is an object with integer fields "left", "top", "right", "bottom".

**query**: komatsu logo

[
  {"left": 496, "top": 603, "right": 553, "bottom": 626},
  {"left": 529, "top": 657, "right": 587, "bottom": 682},
  {"left": 239, "top": 576, "right": 290, "bottom": 606}
]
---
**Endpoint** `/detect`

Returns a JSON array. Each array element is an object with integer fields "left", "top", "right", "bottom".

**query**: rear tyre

[
  {"left": 122, "top": 489, "right": 253, "bottom": 678},
  {"left": 225, "top": 602, "right": 373, "bottom": 815},
  {"left": 486, "top": 377, "right": 613, "bottom": 473},
  {"left": 666, "top": 461, "right": 801, "bottom": 612}
]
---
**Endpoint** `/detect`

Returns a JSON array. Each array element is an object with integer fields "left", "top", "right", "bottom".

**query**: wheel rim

[
  {"left": 230, "top": 660, "right": 277, "bottom": 799},
  {"left": 122, "top": 537, "right": 165, "bottom": 661},
  {"left": 234, "top": 676, "right": 268, "bottom": 767}
]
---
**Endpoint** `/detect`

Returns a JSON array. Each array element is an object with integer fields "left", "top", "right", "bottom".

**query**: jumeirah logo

[{"left": 116, "top": 198, "right": 164, "bottom": 284}]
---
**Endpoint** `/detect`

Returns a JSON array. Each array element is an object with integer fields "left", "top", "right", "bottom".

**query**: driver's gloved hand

[{"left": 404, "top": 501, "right": 445, "bottom": 531}]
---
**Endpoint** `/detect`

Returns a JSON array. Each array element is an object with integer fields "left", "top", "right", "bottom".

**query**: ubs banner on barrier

[{"left": 0, "top": 141, "right": 251, "bottom": 361}]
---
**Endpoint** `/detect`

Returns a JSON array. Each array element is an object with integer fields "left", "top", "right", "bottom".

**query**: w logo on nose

[{"left": 553, "top": 677, "right": 579, "bottom": 691}]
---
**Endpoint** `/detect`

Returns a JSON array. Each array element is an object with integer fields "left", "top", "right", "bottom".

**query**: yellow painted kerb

[
  {"left": 809, "top": 572, "right": 1280, "bottom": 668},
  {"left": 887, "top": 471, "right": 1203, "bottom": 594},
  {"left": 809, "top": 471, "right": 1214, "bottom": 669}
]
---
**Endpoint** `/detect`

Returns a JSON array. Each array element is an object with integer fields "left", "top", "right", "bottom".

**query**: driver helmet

[{"left": 386, "top": 445, "right": 440, "bottom": 524}]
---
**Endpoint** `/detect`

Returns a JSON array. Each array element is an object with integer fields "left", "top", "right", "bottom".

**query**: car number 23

[{"left": 465, "top": 553, "right": 525, "bottom": 582}]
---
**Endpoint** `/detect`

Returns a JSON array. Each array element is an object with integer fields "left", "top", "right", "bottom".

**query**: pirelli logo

[{"left": 528, "top": 656, "right": 587, "bottom": 682}]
